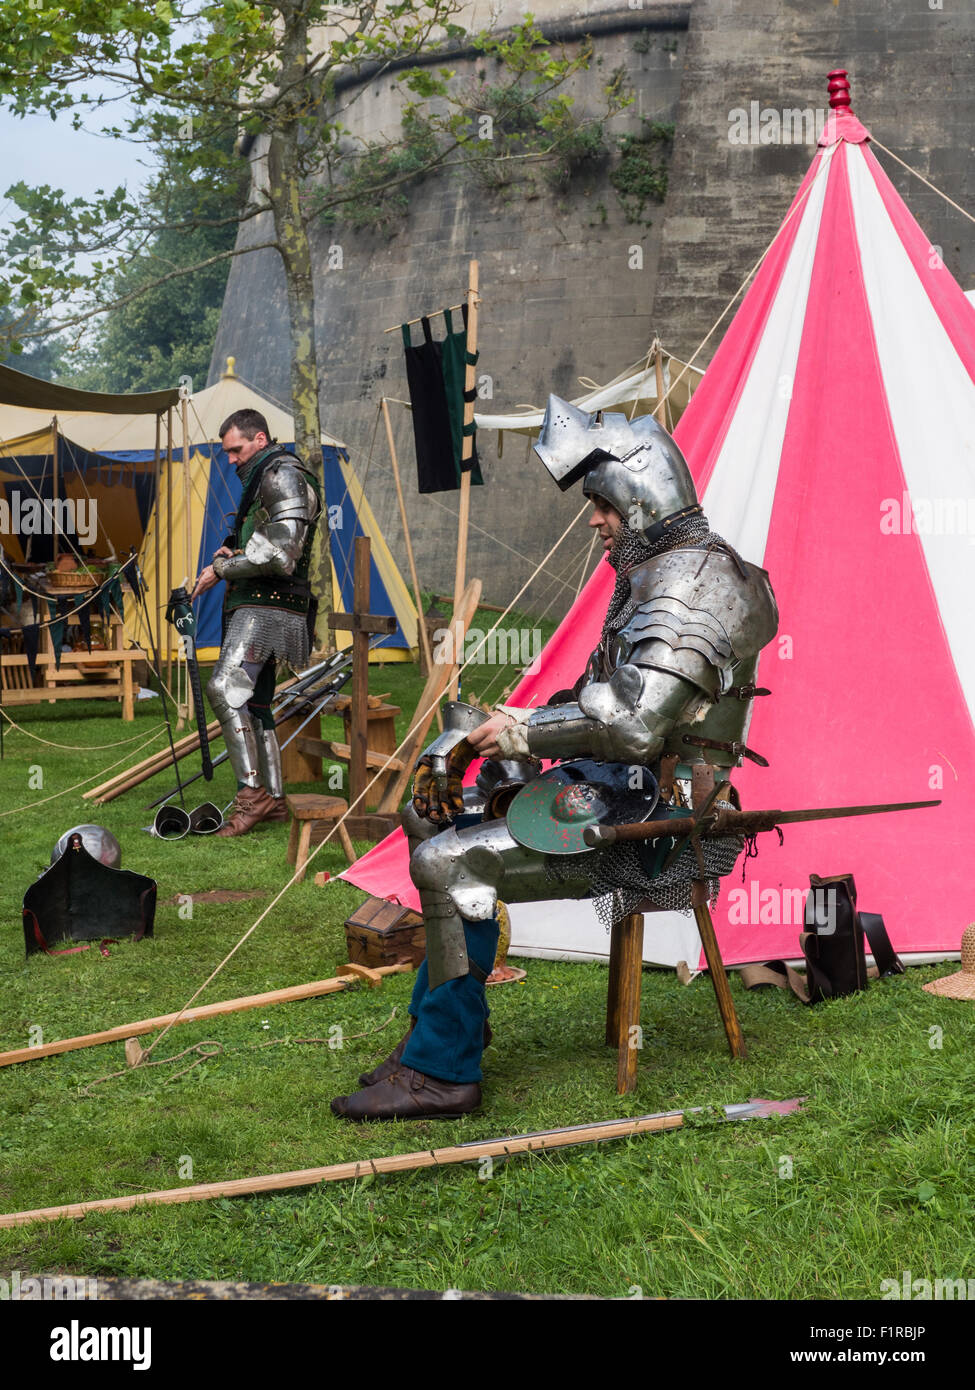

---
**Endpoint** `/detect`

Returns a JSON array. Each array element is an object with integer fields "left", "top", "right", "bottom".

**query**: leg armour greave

[{"left": 252, "top": 718, "right": 283, "bottom": 798}]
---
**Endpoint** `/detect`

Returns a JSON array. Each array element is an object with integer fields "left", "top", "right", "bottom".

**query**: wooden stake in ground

[
  {"left": 0, "top": 1098, "right": 803, "bottom": 1229},
  {"left": 449, "top": 259, "right": 480, "bottom": 702},
  {"left": 0, "top": 964, "right": 410, "bottom": 1070},
  {"left": 327, "top": 536, "right": 396, "bottom": 807}
]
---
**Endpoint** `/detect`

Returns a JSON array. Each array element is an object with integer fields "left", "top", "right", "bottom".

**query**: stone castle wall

[
  {"left": 653, "top": 0, "right": 975, "bottom": 357},
  {"left": 210, "top": 0, "right": 975, "bottom": 623},
  {"left": 209, "top": 3, "right": 690, "bottom": 622}
]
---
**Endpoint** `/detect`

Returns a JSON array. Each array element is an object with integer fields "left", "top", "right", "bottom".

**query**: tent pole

[
  {"left": 181, "top": 392, "right": 191, "bottom": 607},
  {"left": 51, "top": 416, "right": 59, "bottom": 566},
  {"left": 381, "top": 396, "right": 431, "bottom": 674},
  {"left": 653, "top": 338, "right": 667, "bottom": 428},
  {"left": 153, "top": 413, "right": 162, "bottom": 672},
  {"left": 179, "top": 392, "right": 192, "bottom": 728},
  {"left": 165, "top": 406, "right": 173, "bottom": 689},
  {"left": 450, "top": 258, "right": 479, "bottom": 701}
]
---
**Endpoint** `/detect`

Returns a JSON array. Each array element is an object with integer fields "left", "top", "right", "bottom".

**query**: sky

[
  {"left": 0, "top": 104, "right": 160, "bottom": 357},
  {"left": 0, "top": 106, "right": 154, "bottom": 224}
]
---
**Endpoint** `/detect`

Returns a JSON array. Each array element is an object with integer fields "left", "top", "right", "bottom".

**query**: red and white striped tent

[{"left": 344, "top": 78, "right": 975, "bottom": 969}]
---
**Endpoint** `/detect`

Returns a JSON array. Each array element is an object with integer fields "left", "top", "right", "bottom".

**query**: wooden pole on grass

[
  {"left": 0, "top": 1109, "right": 691, "bottom": 1227},
  {"left": 0, "top": 963, "right": 410, "bottom": 1070}
]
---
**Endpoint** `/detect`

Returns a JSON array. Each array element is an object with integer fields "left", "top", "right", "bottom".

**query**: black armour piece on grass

[{"left": 23, "top": 836, "right": 156, "bottom": 957}]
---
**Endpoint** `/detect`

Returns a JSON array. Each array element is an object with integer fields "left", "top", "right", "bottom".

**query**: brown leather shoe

[
  {"left": 262, "top": 797, "right": 289, "bottom": 824},
  {"left": 331, "top": 1067, "right": 481, "bottom": 1121},
  {"left": 358, "top": 1021, "right": 415, "bottom": 1087},
  {"left": 216, "top": 785, "right": 277, "bottom": 837},
  {"left": 358, "top": 1019, "right": 492, "bottom": 1087}
]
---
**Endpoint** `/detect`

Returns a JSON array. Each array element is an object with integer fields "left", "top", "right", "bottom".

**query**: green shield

[{"left": 505, "top": 759, "right": 659, "bottom": 855}]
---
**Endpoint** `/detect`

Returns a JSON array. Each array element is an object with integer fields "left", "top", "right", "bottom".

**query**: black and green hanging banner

[{"left": 402, "top": 306, "right": 483, "bottom": 494}]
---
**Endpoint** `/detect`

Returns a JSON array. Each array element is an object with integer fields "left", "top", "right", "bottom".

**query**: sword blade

[{"left": 584, "top": 798, "right": 941, "bottom": 846}]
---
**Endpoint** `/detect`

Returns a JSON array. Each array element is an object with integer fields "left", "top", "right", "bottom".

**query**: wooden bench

[{"left": 0, "top": 612, "right": 142, "bottom": 720}]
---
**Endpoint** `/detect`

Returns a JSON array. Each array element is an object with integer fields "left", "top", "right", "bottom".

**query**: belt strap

[
  {"left": 740, "top": 913, "right": 899, "bottom": 1004},
  {"left": 860, "top": 911, "right": 904, "bottom": 977}
]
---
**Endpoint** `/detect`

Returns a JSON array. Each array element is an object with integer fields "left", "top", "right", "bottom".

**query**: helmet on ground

[{"left": 51, "top": 825, "right": 122, "bottom": 869}]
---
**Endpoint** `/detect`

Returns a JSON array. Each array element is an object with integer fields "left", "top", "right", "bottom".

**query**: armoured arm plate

[{"left": 214, "top": 462, "right": 319, "bottom": 581}]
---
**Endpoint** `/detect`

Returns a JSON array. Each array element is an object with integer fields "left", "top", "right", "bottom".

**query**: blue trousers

[{"left": 400, "top": 917, "right": 500, "bottom": 1084}]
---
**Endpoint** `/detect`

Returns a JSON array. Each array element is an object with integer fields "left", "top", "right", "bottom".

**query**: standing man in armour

[
  {"left": 192, "top": 409, "right": 322, "bottom": 837},
  {"left": 331, "top": 395, "right": 777, "bottom": 1121}
]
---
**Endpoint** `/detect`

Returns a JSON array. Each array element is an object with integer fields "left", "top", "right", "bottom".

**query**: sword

[
  {"left": 165, "top": 586, "right": 213, "bottom": 781},
  {"left": 582, "top": 798, "right": 942, "bottom": 848}
]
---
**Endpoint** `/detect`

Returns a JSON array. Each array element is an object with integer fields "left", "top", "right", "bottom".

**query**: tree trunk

[{"left": 266, "top": 8, "right": 334, "bottom": 646}]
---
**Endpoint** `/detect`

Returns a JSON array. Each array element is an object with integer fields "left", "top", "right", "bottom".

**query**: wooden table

[{"left": 1, "top": 599, "right": 145, "bottom": 721}]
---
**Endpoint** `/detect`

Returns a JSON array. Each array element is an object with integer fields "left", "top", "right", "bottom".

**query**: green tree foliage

[
  {"left": 0, "top": 2, "right": 625, "bottom": 620},
  {"left": 609, "top": 120, "right": 674, "bottom": 226},
  {"left": 0, "top": 304, "right": 66, "bottom": 379},
  {"left": 67, "top": 142, "right": 248, "bottom": 393}
]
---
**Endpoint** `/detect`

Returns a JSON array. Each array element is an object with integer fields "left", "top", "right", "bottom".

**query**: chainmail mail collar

[
  {"left": 601, "top": 513, "right": 735, "bottom": 640},
  {"left": 236, "top": 441, "right": 283, "bottom": 491}
]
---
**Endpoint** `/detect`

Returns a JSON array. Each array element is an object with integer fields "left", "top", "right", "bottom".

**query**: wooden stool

[
  {"left": 606, "top": 889, "right": 746, "bottom": 1095},
  {"left": 286, "top": 794, "right": 358, "bottom": 883},
  {"left": 605, "top": 912, "right": 647, "bottom": 1096}
]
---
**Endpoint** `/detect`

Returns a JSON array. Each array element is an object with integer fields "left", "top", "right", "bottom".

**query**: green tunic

[{"left": 222, "top": 445, "right": 322, "bottom": 619}]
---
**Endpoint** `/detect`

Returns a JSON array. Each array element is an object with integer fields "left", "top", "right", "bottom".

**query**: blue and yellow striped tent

[{"left": 0, "top": 364, "right": 418, "bottom": 662}]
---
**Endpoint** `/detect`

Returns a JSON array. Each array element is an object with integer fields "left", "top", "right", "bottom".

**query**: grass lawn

[{"left": 0, "top": 604, "right": 973, "bottom": 1298}]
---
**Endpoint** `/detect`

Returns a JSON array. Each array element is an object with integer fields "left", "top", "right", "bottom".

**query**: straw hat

[{"left": 923, "top": 925, "right": 975, "bottom": 1000}]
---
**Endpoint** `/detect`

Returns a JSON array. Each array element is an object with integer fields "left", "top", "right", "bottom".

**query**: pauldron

[
  {"left": 215, "top": 460, "right": 321, "bottom": 582},
  {"left": 496, "top": 546, "right": 777, "bottom": 766}
]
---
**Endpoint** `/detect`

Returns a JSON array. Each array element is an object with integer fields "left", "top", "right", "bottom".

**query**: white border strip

[
  {"left": 703, "top": 144, "right": 837, "bottom": 564},
  {"left": 847, "top": 148, "right": 975, "bottom": 724}
]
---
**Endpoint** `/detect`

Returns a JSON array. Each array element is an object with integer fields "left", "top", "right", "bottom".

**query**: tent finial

[
  {"left": 223, "top": 356, "right": 238, "bottom": 379},
  {"left": 827, "top": 69, "right": 852, "bottom": 112}
]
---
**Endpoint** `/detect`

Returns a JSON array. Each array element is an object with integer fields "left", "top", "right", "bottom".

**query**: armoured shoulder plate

[
  {"left": 259, "top": 458, "right": 321, "bottom": 526},
  {"left": 609, "top": 548, "right": 777, "bottom": 698}
]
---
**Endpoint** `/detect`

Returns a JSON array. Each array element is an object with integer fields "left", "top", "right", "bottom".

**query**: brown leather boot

[
  {"left": 331, "top": 1067, "right": 481, "bottom": 1122},
  {"left": 358, "top": 1019, "right": 492, "bottom": 1088},
  {"left": 216, "top": 786, "right": 277, "bottom": 837},
  {"left": 358, "top": 1020, "right": 415, "bottom": 1087},
  {"left": 262, "top": 797, "right": 289, "bottom": 824}
]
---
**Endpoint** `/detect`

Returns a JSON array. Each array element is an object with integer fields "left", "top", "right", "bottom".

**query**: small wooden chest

[{"left": 344, "top": 896, "right": 425, "bottom": 970}]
